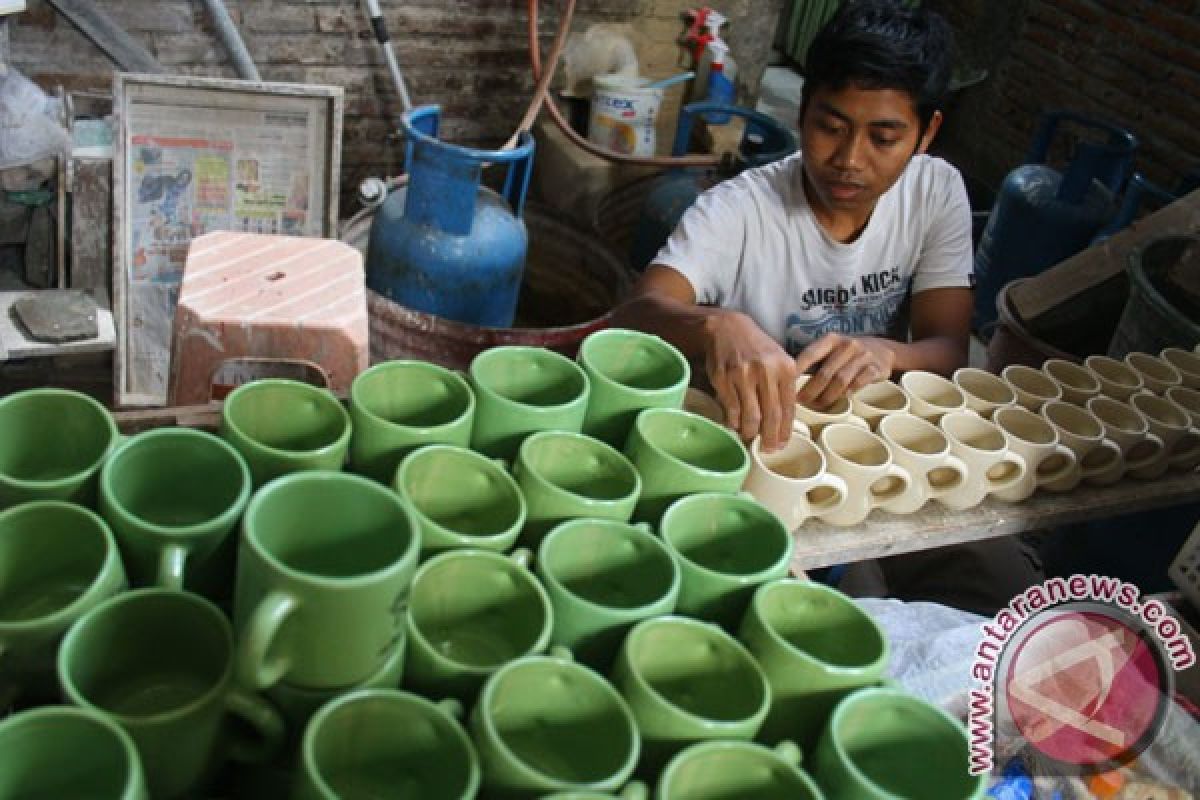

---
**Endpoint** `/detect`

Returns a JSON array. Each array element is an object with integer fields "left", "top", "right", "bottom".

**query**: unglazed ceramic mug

[
  {"left": 0, "top": 388, "right": 120, "bottom": 509},
  {"left": 468, "top": 346, "right": 591, "bottom": 460},
  {"left": 0, "top": 706, "right": 148, "bottom": 800},
  {"left": 0, "top": 502, "right": 126, "bottom": 706},
  {"left": 577, "top": 328, "right": 690, "bottom": 447},
  {"left": 1125, "top": 352, "right": 1183, "bottom": 395},
  {"left": 849, "top": 379, "right": 910, "bottom": 429},
  {"left": 794, "top": 376, "right": 869, "bottom": 438},
  {"left": 738, "top": 579, "right": 888, "bottom": 751},
  {"left": 58, "top": 589, "right": 284, "bottom": 800},
  {"left": 1039, "top": 401, "right": 1124, "bottom": 488},
  {"left": 877, "top": 413, "right": 969, "bottom": 514},
  {"left": 658, "top": 740, "right": 823, "bottom": 800},
  {"left": 1162, "top": 347, "right": 1200, "bottom": 390},
  {"left": 469, "top": 654, "right": 641, "bottom": 797},
  {"left": 1086, "top": 396, "right": 1167, "bottom": 480},
  {"left": 294, "top": 689, "right": 480, "bottom": 800},
  {"left": 349, "top": 360, "right": 475, "bottom": 483},
  {"left": 514, "top": 430, "right": 641, "bottom": 546},
  {"left": 658, "top": 492, "right": 794, "bottom": 630},
  {"left": 1166, "top": 385, "right": 1200, "bottom": 428},
  {"left": 952, "top": 367, "right": 1017, "bottom": 419},
  {"left": 403, "top": 549, "right": 552, "bottom": 702},
  {"left": 1001, "top": 365, "right": 1063, "bottom": 412},
  {"left": 393, "top": 444, "right": 526, "bottom": 557},
  {"left": 813, "top": 688, "right": 986, "bottom": 800},
  {"left": 99, "top": 428, "right": 251, "bottom": 596},
  {"left": 1042, "top": 359, "right": 1102, "bottom": 407},
  {"left": 936, "top": 412, "right": 1027, "bottom": 511},
  {"left": 1130, "top": 391, "right": 1200, "bottom": 473},
  {"left": 991, "top": 407, "right": 1078, "bottom": 502},
  {"left": 234, "top": 472, "right": 420, "bottom": 690},
  {"left": 900, "top": 370, "right": 970, "bottom": 422},
  {"left": 744, "top": 431, "right": 848, "bottom": 530},
  {"left": 816, "top": 424, "right": 911, "bottom": 526},
  {"left": 219, "top": 379, "right": 352, "bottom": 488},
  {"left": 537, "top": 519, "right": 679, "bottom": 669},
  {"left": 1084, "top": 355, "right": 1145, "bottom": 402},
  {"left": 623, "top": 408, "right": 750, "bottom": 525},
  {"left": 612, "top": 616, "right": 770, "bottom": 769}
]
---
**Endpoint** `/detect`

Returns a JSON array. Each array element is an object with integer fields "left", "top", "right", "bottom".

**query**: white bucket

[{"left": 588, "top": 74, "right": 664, "bottom": 157}]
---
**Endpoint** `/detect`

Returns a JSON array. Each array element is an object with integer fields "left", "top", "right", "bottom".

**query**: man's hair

[{"left": 803, "top": 0, "right": 955, "bottom": 131}]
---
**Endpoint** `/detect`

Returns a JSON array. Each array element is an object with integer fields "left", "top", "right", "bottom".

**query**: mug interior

[
  {"left": 0, "top": 391, "right": 114, "bottom": 483},
  {"left": 524, "top": 434, "right": 639, "bottom": 501},
  {"left": 956, "top": 369, "right": 1016, "bottom": 405},
  {"left": 627, "top": 620, "right": 766, "bottom": 723},
  {"left": 994, "top": 408, "right": 1055, "bottom": 445},
  {"left": 1132, "top": 393, "right": 1190, "bottom": 429},
  {"left": 310, "top": 692, "right": 476, "bottom": 799},
  {"left": 661, "top": 743, "right": 820, "bottom": 800},
  {"left": 902, "top": 373, "right": 963, "bottom": 409},
  {"left": 943, "top": 414, "right": 1006, "bottom": 452},
  {"left": 854, "top": 381, "right": 907, "bottom": 412},
  {"left": 410, "top": 554, "right": 547, "bottom": 668},
  {"left": 639, "top": 412, "right": 747, "bottom": 474},
  {"left": 1045, "top": 360, "right": 1100, "bottom": 392},
  {"left": 1089, "top": 398, "right": 1145, "bottom": 434},
  {"left": 0, "top": 504, "right": 109, "bottom": 624},
  {"left": 1002, "top": 366, "right": 1060, "bottom": 400},
  {"left": 1085, "top": 356, "right": 1140, "bottom": 388},
  {"left": 355, "top": 362, "right": 472, "bottom": 428},
  {"left": 1162, "top": 347, "right": 1200, "bottom": 380},
  {"left": 662, "top": 496, "right": 790, "bottom": 577},
  {"left": 757, "top": 582, "right": 885, "bottom": 669},
  {"left": 0, "top": 710, "right": 138, "bottom": 798},
  {"left": 1043, "top": 402, "right": 1103, "bottom": 439},
  {"left": 542, "top": 522, "right": 675, "bottom": 610},
  {"left": 1128, "top": 353, "right": 1180, "bottom": 384},
  {"left": 823, "top": 426, "right": 889, "bottom": 467},
  {"left": 225, "top": 381, "right": 347, "bottom": 453},
  {"left": 881, "top": 416, "right": 947, "bottom": 457},
  {"left": 472, "top": 349, "right": 586, "bottom": 408},
  {"left": 401, "top": 448, "right": 522, "bottom": 536},
  {"left": 757, "top": 436, "right": 823, "bottom": 481},
  {"left": 583, "top": 330, "right": 688, "bottom": 391}
]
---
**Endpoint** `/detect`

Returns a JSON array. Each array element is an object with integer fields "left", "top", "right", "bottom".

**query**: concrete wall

[
  {"left": 7, "top": 0, "right": 782, "bottom": 212},
  {"left": 925, "top": 0, "right": 1199, "bottom": 194}
]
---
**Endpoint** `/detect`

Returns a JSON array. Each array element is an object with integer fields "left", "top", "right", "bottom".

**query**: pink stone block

[{"left": 169, "top": 232, "right": 368, "bottom": 405}]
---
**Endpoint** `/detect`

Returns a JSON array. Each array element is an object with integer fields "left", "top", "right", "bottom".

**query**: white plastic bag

[{"left": 0, "top": 67, "right": 70, "bottom": 172}]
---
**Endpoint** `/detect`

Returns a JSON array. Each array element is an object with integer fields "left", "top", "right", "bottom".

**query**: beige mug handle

[
  {"left": 1081, "top": 439, "right": 1124, "bottom": 482},
  {"left": 869, "top": 464, "right": 911, "bottom": 508},
  {"left": 928, "top": 453, "right": 969, "bottom": 498},
  {"left": 1126, "top": 431, "right": 1165, "bottom": 472},
  {"left": 1035, "top": 443, "right": 1078, "bottom": 487},
  {"left": 986, "top": 453, "right": 1028, "bottom": 494},
  {"left": 807, "top": 473, "right": 848, "bottom": 515},
  {"left": 1168, "top": 426, "right": 1200, "bottom": 469}
]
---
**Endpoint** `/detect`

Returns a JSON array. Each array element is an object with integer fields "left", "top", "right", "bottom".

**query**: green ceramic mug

[
  {"left": 658, "top": 492, "right": 794, "bottom": 629},
  {"left": 0, "top": 501, "right": 126, "bottom": 706},
  {"left": 404, "top": 549, "right": 552, "bottom": 701},
  {"left": 658, "top": 740, "right": 824, "bottom": 800},
  {"left": 813, "top": 687, "right": 987, "bottom": 800},
  {"left": 0, "top": 388, "right": 119, "bottom": 509},
  {"left": 738, "top": 579, "right": 889, "bottom": 749},
  {"left": 578, "top": 328, "right": 690, "bottom": 447},
  {"left": 99, "top": 428, "right": 251, "bottom": 596},
  {"left": 468, "top": 346, "right": 591, "bottom": 459},
  {"left": 58, "top": 589, "right": 284, "bottom": 800},
  {"left": 0, "top": 706, "right": 148, "bottom": 800},
  {"left": 294, "top": 689, "right": 480, "bottom": 800},
  {"left": 234, "top": 471, "right": 420, "bottom": 690},
  {"left": 536, "top": 519, "right": 678, "bottom": 669},
  {"left": 514, "top": 431, "right": 642, "bottom": 547},
  {"left": 470, "top": 654, "right": 641, "bottom": 797},
  {"left": 220, "top": 379, "right": 352, "bottom": 487},
  {"left": 623, "top": 408, "right": 751, "bottom": 524},
  {"left": 543, "top": 789, "right": 648, "bottom": 800},
  {"left": 393, "top": 444, "right": 526, "bottom": 558},
  {"left": 350, "top": 360, "right": 475, "bottom": 483},
  {"left": 612, "top": 616, "right": 771, "bottom": 770}
]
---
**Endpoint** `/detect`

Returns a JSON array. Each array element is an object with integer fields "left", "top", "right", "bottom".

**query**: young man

[
  {"left": 613, "top": 0, "right": 972, "bottom": 453},
  {"left": 613, "top": 0, "right": 1040, "bottom": 613}
]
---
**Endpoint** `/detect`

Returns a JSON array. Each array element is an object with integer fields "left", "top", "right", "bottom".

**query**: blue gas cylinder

[
  {"left": 630, "top": 103, "right": 797, "bottom": 271},
  {"left": 973, "top": 111, "right": 1137, "bottom": 330},
  {"left": 367, "top": 105, "right": 535, "bottom": 328}
]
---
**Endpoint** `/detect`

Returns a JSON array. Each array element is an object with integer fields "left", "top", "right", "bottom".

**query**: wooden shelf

[{"left": 789, "top": 470, "right": 1200, "bottom": 572}]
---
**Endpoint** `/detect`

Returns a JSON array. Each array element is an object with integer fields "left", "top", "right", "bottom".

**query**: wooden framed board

[{"left": 112, "top": 73, "right": 343, "bottom": 408}]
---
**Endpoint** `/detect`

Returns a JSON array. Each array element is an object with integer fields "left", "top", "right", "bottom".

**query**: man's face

[{"left": 799, "top": 83, "right": 941, "bottom": 218}]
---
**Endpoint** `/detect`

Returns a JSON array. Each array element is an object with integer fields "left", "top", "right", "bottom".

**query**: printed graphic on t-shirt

[{"left": 783, "top": 266, "right": 910, "bottom": 355}]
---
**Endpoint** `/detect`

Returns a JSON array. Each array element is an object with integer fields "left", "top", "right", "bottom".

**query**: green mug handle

[
  {"left": 157, "top": 544, "right": 188, "bottom": 591},
  {"left": 619, "top": 782, "right": 650, "bottom": 800},
  {"left": 237, "top": 590, "right": 299, "bottom": 690},
  {"left": 437, "top": 697, "right": 465, "bottom": 720},
  {"left": 549, "top": 645, "right": 573, "bottom": 661},
  {"left": 511, "top": 547, "right": 533, "bottom": 570},
  {"left": 775, "top": 739, "right": 803, "bottom": 766},
  {"left": 224, "top": 685, "right": 286, "bottom": 764}
]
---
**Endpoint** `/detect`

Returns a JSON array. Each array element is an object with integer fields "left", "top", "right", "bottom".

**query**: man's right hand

[{"left": 703, "top": 310, "right": 798, "bottom": 452}]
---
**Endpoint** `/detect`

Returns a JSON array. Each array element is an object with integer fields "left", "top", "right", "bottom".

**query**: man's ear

[{"left": 916, "top": 110, "right": 944, "bottom": 155}]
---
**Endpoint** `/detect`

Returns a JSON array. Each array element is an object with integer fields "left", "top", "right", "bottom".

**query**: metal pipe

[
  {"left": 203, "top": 0, "right": 260, "bottom": 81},
  {"left": 363, "top": 0, "right": 413, "bottom": 112}
]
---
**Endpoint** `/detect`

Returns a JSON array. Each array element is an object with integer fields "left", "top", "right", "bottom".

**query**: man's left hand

[{"left": 794, "top": 334, "right": 896, "bottom": 410}]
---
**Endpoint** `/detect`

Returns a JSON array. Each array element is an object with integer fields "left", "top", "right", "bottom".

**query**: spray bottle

[
  {"left": 689, "top": 10, "right": 728, "bottom": 104},
  {"left": 702, "top": 40, "right": 736, "bottom": 124}
]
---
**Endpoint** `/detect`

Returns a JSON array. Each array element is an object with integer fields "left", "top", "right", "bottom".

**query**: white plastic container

[{"left": 588, "top": 73, "right": 664, "bottom": 157}]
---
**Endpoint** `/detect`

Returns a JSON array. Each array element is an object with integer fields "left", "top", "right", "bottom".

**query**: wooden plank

[
  {"left": 1009, "top": 189, "right": 1200, "bottom": 324},
  {"left": 0, "top": 288, "right": 115, "bottom": 360},
  {"left": 790, "top": 470, "right": 1200, "bottom": 572},
  {"left": 69, "top": 157, "right": 112, "bottom": 291},
  {"left": 114, "top": 403, "right": 221, "bottom": 434},
  {"left": 44, "top": 0, "right": 163, "bottom": 73}
]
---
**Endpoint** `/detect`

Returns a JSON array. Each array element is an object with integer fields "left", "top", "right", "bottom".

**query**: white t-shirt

[{"left": 654, "top": 152, "right": 973, "bottom": 355}]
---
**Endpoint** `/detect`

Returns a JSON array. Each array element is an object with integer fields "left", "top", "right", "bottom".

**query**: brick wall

[
  {"left": 7, "top": 0, "right": 780, "bottom": 213},
  {"left": 926, "top": 0, "right": 1199, "bottom": 196}
]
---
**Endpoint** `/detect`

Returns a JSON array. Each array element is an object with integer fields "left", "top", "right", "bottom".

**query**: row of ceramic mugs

[
  {"left": 684, "top": 350, "right": 1200, "bottom": 529},
  {"left": 0, "top": 578, "right": 985, "bottom": 800}
]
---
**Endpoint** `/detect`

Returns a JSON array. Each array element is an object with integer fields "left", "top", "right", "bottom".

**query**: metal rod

[
  {"left": 45, "top": 0, "right": 163, "bottom": 73},
  {"left": 202, "top": 0, "right": 260, "bottom": 81},
  {"left": 363, "top": 0, "right": 413, "bottom": 112}
]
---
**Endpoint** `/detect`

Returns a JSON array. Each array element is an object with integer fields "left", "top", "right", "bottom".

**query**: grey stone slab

[
  {"left": 0, "top": 289, "right": 114, "bottom": 361},
  {"left": 12, "top": 289, "right": 98, "bottom": 342}
]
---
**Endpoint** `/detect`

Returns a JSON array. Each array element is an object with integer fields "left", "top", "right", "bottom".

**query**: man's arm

[{"left": 610, "top": 265, "right": 799, "bottom": 450}]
